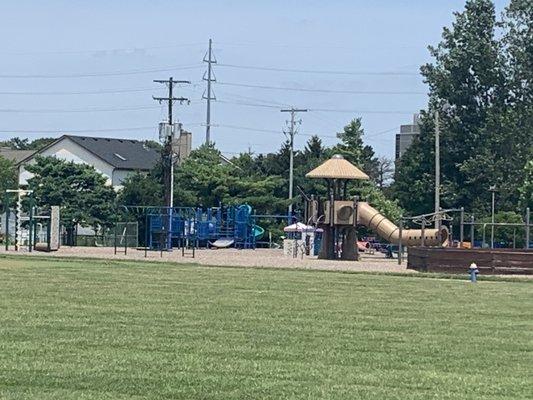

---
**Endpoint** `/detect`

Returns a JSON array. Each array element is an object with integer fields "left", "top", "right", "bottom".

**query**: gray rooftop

[{"left": 66, "top": 135, "right": 160, "bottom": 170}]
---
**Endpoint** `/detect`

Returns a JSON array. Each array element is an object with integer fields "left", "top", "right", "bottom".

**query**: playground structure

[
  {"left": 148, "top": 204, "right": 264, "bottom": 249},
  {"left": 0, "top": 155, "right": 527, "bottom": 274},
  {"left": 404, "top": 206, "right": 532, "bottom": 274},
  {"left": 305, "top": 155, "right": 448, "bottom": 260},
  {"left": 119, "top": 204, "right": 269, "bottom": 257},
  {"left": 2, "top": 189, "right": 60, "bottom": 252},
  {"left": 303, "top": 154, "right": 532, "bottom": 272}
]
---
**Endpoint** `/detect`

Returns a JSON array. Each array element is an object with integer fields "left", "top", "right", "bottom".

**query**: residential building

[{"left": 17, "top": 135, "right": 161, "bottom": 189}]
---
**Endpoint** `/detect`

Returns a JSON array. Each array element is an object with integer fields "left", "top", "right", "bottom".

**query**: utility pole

[
  {"left": 153, "top": 77, "right": 190, "bottom": 208},
  {"left": 281, "top": 107, "right": 307, "bottom": 217},
  {"left": 203, "top": 38, "right": 217, "bottom": 145},
  {"left": 435, "top": 109, "right": 440, "bottom": 231}
]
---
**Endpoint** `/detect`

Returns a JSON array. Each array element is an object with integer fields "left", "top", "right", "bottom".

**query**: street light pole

[
  {"left": 435, "top": 110, "right": 441, "bottom": 232},
  {"left": 489, "top": 185, "right": 497, "bottom": 249}
]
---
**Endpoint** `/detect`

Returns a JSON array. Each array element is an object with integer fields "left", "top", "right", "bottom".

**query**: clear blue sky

[{"left": 0, "top": 0, "right": 508, "bottom": 159}]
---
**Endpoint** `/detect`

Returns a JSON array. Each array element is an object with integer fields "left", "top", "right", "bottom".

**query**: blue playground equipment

[{"left": 148, "top": 204, "right": 265, "bottom": 251}]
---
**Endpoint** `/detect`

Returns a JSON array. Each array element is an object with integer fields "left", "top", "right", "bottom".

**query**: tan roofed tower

[
  {"left": 306, "top": 154, "right": 369, "bottom": 180},
  {"left": 305, "top": 154, "right": 369, "bottom": 261}
]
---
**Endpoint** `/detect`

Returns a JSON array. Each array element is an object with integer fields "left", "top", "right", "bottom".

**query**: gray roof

[
  {"left": 65, "top": 135, "right": 160, "bottom": 170},
  {"left": 0, "top": 148, "right": 36, "bottom": 164}
]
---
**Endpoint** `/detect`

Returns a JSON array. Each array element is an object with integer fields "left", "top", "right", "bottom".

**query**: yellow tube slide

[{"left": 357, "top": 202, "right": 448, "bottom": 246}]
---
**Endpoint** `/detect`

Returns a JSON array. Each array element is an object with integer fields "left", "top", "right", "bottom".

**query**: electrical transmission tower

[
  {"left": 281, "top": 107, "right": 308, "bottom": 216},
  {"left": 153, "top": 77, "right": 190, "bottom": 208},
  {"left": 203, "top": 38, "right": 217, "bottom": 145}
]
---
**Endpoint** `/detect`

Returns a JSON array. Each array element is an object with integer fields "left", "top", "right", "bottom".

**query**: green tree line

[
  {"left": 1, "top": 0, "right": 531, "bottom": 233},
  {"left": 392, "top": 0, "right": 532, "bottom": 218}
]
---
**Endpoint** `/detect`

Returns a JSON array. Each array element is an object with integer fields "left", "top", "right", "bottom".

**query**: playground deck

[{"left": 0, "top": 247, "right": 411, "bottom": 273}]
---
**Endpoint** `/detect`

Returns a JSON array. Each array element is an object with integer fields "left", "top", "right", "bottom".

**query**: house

[{"left": 17, "top": 135, "right": 161, "bottom": 189}]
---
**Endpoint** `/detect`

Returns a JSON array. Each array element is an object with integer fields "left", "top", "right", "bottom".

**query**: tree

[
  {"left": 333, "top": 118, "right": 378, "bottom": 177},
  {"left": 26, "top": 157, "right": 117, "bottom": 231},
  {"left": 173, "top": 144, "right": 288, "bottom": 215},
  {"left": 173, "top": 144, "right": 233, "bottom": 207},
  {"left": 375, "top": 157, "right": 394, "bottom": 189},
  {"left": 501, "top": 0, "right": 533, "bottom": 106},
  {"left": 478, "top": 211, "right": 527, "bottom": 248},
  {"left": 518, "top": 160, "right": 533, "bottom": 211},
  {"left": 499, "top": 0, "right": 533, "bottom": 211},
  {"left": 392, "top": 0, "right": 532, "bottom": 216},
  {"left": 0, "top": 137, "right": 55, "bottom": 150},
  {"left": 303, "top": 135, "right": 326, "bottom": 159},
  {"left": 117, "top": 171, "right": 163, "bottom": 208},
  {"left": 0, "top": 156, "right": 17, "bottom": 212}
]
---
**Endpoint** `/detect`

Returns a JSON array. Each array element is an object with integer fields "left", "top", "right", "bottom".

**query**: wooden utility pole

[{"left": 153, "top": 77, "right": 190, "bottom": 208}]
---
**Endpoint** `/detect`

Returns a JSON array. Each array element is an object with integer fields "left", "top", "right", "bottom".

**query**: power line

[
  {"left": 217, "top": 100, "right": 414, "bottom": 115},
  {"left": 0, "top": 64, "right": 203, "bottom": 79},
  {"left": 0, "top": 87, "right": 166, "bottom": 95},
  {"left": 217, "top": 41, "right": 425, "bottom": 52},
  {"left": 214, "top": 124, "right": 280, "bottom": 134},
  {"left": 217, "top": 99, "right": 281, "bottom": 109},
  {"left": 2, "top": 42, "right": 205, "bottom": 56},
  {"left": 0, "top": 123, "right": 203, "bottom": 134},
  {"left": 213, "top": 121, "right": 399, "bottom": 141},
  {"left": 216, "top": 90, "right": 290, "bottom": 107},
  {"left": 310, "top": 107, "right": 414, "bottom": 115},
  {"left": 210, "top": 123, "right": 337, "bottom": 138},
  {"left": 365, "top": 127, "right": 398, "bottom": 138},
  {"left": 217, "top": 63, "right": 420, "bottom": 76},
  {"left": 217, "top": 81, "right": 426, "bottom": 95},
  {"left": 0, "top": 126, "right": 155, "bottom": 134},
  {"left": 0, "top": 105, "right": 162, "bottom": 113}
]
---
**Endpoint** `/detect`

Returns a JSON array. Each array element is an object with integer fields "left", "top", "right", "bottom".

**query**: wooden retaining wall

[{"left": 407, "top": 247, "right": 533, "bottom": 274}]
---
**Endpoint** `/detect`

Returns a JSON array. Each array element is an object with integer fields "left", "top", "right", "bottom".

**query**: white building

[{"left": 17, "top": 135, "right": 161, "bottom": 188}]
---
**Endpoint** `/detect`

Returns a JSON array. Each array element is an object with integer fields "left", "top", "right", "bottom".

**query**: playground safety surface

[{"left": 0, "top": 247, "right": 412, "bottom": 273}]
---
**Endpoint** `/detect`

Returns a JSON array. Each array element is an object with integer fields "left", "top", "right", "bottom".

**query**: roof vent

[{"left": 114, "top": 153, "right": 127, "bottom": 161}]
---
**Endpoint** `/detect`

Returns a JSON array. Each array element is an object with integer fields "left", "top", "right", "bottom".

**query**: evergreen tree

[
  {"left": 0, "top": 156, "right": 17, "bottom": 212},
  {"left": 117, "top": 171, "right": 163, "bottom": 208},
  {"left": 26, "top": 156, "right": 117, "bottom": 230},
  {"left": 333, "top": 118, "right": 377, "bottom": 176}
]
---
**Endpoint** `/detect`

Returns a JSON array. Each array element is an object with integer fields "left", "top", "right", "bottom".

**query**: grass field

[{"left": 0, "top": 256, "right": 532, "bottom": 399}]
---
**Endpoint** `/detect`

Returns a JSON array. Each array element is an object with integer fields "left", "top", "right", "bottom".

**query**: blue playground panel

[{"left": 148, "top": 204, "right": 263, "bottom": 250}]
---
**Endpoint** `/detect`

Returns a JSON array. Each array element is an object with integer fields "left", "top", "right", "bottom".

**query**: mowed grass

[{"left": 0, "top": 256, "right": 532, "bottom": 400}]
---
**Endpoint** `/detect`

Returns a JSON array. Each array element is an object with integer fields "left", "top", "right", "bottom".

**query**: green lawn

[{"left": 0, "top": 256, "right": 532, "bottom": 399}]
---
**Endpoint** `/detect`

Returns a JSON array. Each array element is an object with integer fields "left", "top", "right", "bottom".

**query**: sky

[{"left": 0, "top": 0, "right": 509, "bottom": 159}]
